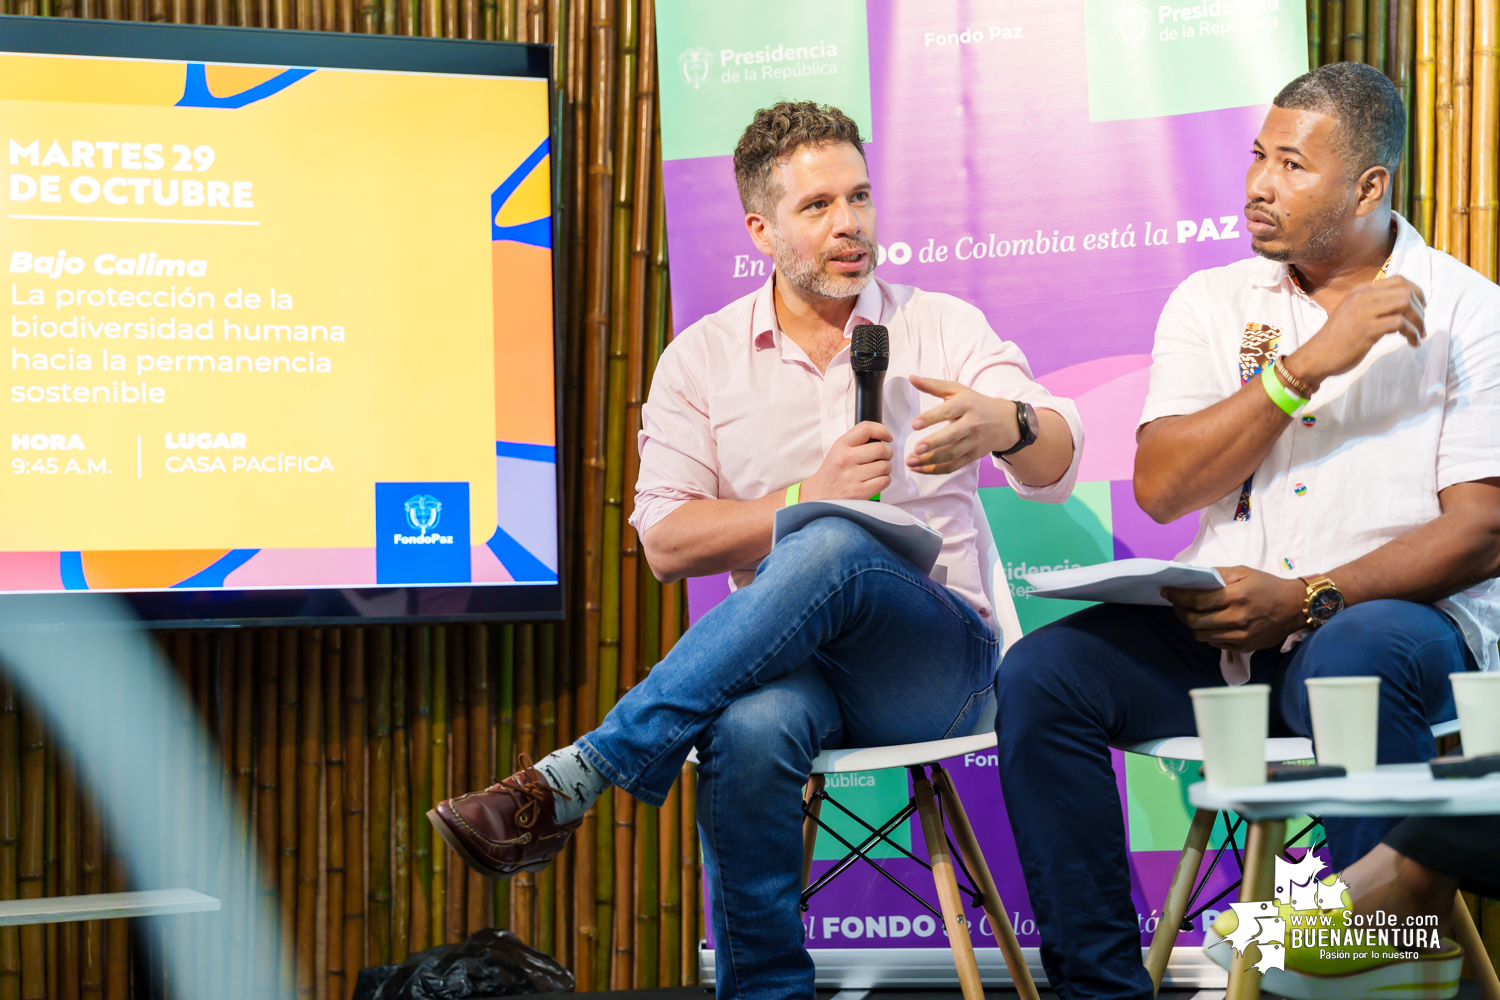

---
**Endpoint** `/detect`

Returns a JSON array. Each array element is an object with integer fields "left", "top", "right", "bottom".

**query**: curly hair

[{"left": 732, "top": 101, "right": 866, "bottom": 216}]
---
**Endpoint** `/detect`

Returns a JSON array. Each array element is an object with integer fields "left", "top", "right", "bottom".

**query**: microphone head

[{"left": 851, "top": 324, "right": 889, "bottom": 373}]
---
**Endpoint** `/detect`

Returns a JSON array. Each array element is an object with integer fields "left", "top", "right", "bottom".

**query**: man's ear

[
  {"left": 1354, "top": 165, "right": 1391, "bottom": 217},
  {"left": 744, "top": 211, "right": 775, "bottom": 256}
]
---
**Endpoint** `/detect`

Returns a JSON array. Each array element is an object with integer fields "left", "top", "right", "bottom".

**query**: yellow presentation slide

[{"left": 1, "top": 51, "right": 558, "bottom": 592}]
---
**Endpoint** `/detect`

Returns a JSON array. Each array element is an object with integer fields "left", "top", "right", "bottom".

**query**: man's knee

[
  {"left": 762, "top": 516, "right": 879, "bottom": 582},
  {"left": 1300, "top": 601, "right": 1454, "bottom": 681},
  {"left": 996, "top": 627, "right": 1089, "bottom": 729},
  {"left": 701, "top": 684, "right": 831, "bottom": 777}
]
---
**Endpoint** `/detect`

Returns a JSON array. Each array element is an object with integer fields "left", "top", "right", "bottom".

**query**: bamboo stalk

[
  {"left": 1471, "top": 0, "right": 1498, "bottom": 276},
  {"left": 0, "top": 679, "right": 18, "bottom": 1000},
  {"left": 408, "top": 628, "right": 431, "bottom": 953},
  {"left": 1438, "top": 0, "right": 1456, "bottom": 250},
  {"left": 1455, "top": 0, "right": 1474, "bottom": 257},
  {"left": 44, "top": 739, "right": 56, "bottom": 1000},
  {"left": 279, "top": 630, "right": 300, "bottom": 1000},
  {"left": 611, "top": 786, "right": 633, "bottom": 990},
  {"left": 1311, "top": 0, "right": 1324, "bottom": 65},
  {"left": 512, "top": 625, "right": 535, "bottom": 945},
  {"left": 657, "top": 780, "right": 679, "bottom": 988},
  {"left": 445, "top": 629, "right": 468, "bottom": 945},
  {"left": 493, "top": 625, "right": 514, "bottom": 930},
  {"left": 324, "top": 631, "right": 346, "bottom": 1000},
  {"left": 1417, "top": 0, "right": 1439, "bottom": 238},
  {"left": 295, "top": 631, "right": 321, "bottom": 1000},
  {"left": 58, "top": 756, "right": 79, "bottom": 1000},
  {"left": 1395, "top": 0, "right": 1416, "bottom": 214},
  {"left": 498, "top": 0, "right": 514, "bottom": 37},
  {"left": 104, "top": 842, "right": 127, "bottom": 1000},
  {"left": 1327, "top": 0, "right": 1345, "bottom": 62},
  {"left": 344, "top": 629, "right": 367, "bottom": 999},
  {"left": 1371, "top": 0, "right": 1390, "bottom": 67},
  {"left": 391, "top": 629, "right": 410, "bottom": 959},
  {"left": 633, "top": 802, "right": 658, "bottom": 990},
  {"left": 679, "top": 761, "right": 696, "bottom": 985},
  {"left": 1349, "top": 0, "right": 1370, "bottom": 60},
  {"left": 80, "top": 792, "right": 103, "bottom": 1000},
  {"left": 18, "top": 704, "right": 43, "bottom": 1000},
  {"left": 254, "top": 633, "right": 280, "bottom": 1000},
  {"left": 429, "top": 627, "right": 447, "bottom": 945},
  {"left": 535, "top": 627, "right": 555, "bottom": 956},
  {"left": 367, "top": 629, "right": 393, "bottom": 966},
  {"left": 466, "top": 626, "right": 491, "bottom": 936}
]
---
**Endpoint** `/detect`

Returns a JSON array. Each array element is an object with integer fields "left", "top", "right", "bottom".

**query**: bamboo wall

[
  {"left": 0, "top": 0, "right": 697, "bottom": 994},
  {"left": 1310, "top": 0, "right": 1500, "bottom": 276}
]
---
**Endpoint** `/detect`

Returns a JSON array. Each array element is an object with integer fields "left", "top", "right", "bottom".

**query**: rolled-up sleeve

[
  {"left": 950, "top": 304, "right": 1083, "bottom": 504},
  {"left": 629, "top": 338, "right": 720, "bottom": 537}
]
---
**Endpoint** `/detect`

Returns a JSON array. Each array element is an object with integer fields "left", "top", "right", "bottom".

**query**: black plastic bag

[{"left": 353, "top": 928, "right": 574, "bottom": 1000}]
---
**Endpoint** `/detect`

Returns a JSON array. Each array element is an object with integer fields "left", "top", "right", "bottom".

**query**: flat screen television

[{"left": 0, "top": 16, "right": 562, "bottom": 625}]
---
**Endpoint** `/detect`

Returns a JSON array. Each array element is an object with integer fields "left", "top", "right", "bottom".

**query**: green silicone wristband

[
  {"left": 1261, "top": 364, "right": 1308, "bottom": 417},
  {"left": 785, "top": 481, "right": 801, "bottom": 506}
]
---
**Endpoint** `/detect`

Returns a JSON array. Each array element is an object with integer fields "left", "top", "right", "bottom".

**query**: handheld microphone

[{"left": 851, "top": 324, "right": 889, "bottom": 433}]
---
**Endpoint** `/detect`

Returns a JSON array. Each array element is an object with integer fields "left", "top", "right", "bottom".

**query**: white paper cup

[
  {"left": 1452, "top": 672, "right": 1500, "bottom": 757},
  {"left": 1304, "top": 676, "right": 1381, "bottom": 773},
  {"left": 1191, "top": 684, "right": 1270, "bottom": 789}
]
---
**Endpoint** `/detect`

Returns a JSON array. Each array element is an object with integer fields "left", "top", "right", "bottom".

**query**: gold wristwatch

[{"left": 1299, "top": 575, "right": 1345, "bottom": 627}]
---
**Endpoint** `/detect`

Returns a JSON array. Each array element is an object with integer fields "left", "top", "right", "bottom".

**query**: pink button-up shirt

[{"left": 629, "top": 276, "right": 1084, "bottom": 619}]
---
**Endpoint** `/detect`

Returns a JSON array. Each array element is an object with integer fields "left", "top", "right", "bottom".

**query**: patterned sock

[{"left": 532, "top": 744, "right": 609, "bottom": 825}]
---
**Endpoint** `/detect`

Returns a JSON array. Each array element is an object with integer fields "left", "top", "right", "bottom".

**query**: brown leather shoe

[{"left": 428, "top": 755, "right": 580, "bottom": 879}]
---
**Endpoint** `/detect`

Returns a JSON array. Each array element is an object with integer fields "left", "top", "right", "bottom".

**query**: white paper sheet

[
  {"left": 773, "top": 499, "right": 944, "bottom": 575},
  {"left": 1022, "top": 557, "right": 1225, "bottom": 606}
]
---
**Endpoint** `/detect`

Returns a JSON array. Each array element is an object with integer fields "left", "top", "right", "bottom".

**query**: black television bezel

[{"left": 0, "top": 16, "right": 565, "bottom": 627}]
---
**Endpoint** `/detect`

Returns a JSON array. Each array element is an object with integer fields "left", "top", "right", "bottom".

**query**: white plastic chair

[
  {"left": 798, "top": 510, "right": 1037, "bottom": 1000},
  {"left": 1119, "top": 718, "right": 1463, "bottom": 993}
]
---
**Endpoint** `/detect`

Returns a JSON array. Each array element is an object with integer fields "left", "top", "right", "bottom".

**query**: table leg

[{"left": 1225, "top": 818, "right": 1285, "bottom": 1000}]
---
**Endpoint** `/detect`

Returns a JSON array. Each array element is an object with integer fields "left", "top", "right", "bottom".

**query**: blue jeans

[
  {"left": 578, "top": 517, "right": 1000, "bottom": 1000},
  {"left": 995, "top": 601, "right": 1475, "bottom": 1000}
]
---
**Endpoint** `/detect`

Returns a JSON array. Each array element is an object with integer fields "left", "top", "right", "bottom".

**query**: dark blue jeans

[
  {"left": 995, "top": 600, "right": 1474, "bottom": 1000},
  {"left": 579, "top": 517, "right": 1000, "bottom": 1000}
]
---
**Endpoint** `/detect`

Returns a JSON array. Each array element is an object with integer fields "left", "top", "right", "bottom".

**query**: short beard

[
  {"left": 769, "top": 227, "right": 876, "bottom": 301},
  {"left": 1251, "top": 199, "right": 1347, "bottom": 265}
]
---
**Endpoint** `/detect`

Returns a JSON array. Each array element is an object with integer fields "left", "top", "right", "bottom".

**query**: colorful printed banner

[
  {"left": 2, "top": 53, "right": 558, "bottom": 591},
  {"left": 656, "top": 0, "right": 1307, "bottom": 966}
]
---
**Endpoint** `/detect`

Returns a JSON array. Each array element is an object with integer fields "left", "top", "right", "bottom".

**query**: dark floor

[{"left": 524, "top": 982, "right": 1491, "bottom": 999}]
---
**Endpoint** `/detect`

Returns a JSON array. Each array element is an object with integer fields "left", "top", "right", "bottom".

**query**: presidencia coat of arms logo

[
  {"left": 1115, "top": 4, "right": 1151, "bottom": 47},
  {"left": 404, "top": 494, "right": 442, "bottom": 537},
  {"left": 677, "top": 46, "right": 712, "bottom": 89}
]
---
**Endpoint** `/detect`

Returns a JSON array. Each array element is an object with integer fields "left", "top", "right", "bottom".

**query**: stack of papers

[{"left": 1022, "top": 558, "right": 1224, "bottom": 606}]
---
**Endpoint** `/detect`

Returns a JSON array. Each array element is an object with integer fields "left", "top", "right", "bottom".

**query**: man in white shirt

[
  {"left": 996, "top": 62, "right": 1500, "bottom": 999},
  {"left": 430, "top": 102, "right": 1083, "bottom": 999}
]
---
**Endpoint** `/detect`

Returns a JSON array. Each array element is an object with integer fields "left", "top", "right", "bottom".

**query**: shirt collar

[{"left": 751, "top": 273, "right": 887, "bottom": 350}]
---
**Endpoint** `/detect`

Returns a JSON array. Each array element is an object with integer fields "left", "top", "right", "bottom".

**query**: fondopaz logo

[{"left": 375, "top": 482, "right": 469, "bottom": 584}]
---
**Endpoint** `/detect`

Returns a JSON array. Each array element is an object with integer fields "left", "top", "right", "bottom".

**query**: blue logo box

[{"left": 375, "top": 481, "right": 471, "bottom": 585}]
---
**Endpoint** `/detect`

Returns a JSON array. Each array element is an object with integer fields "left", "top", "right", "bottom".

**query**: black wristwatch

[{"left": 993, "top": 401, "right": 1039, "bottom": 465}]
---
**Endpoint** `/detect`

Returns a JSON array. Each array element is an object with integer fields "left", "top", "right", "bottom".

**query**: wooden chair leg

[
  {"left": 1225, "top": 818, "right": 1284, "bottom": 1000},
  {"left": 801, "top": 774, "right": 824, "bottom": 890},
  {"left": 1146, "top": 808, "right": 1216, "bottom": 994},
  {"left": 1452, "top": 889, "right": 1500, "bottom": 1000},
  {"left": 913, "top": 766, "right": 986, "bottom": 1000},
  {"left": 932, "top": 765, "right": 1040, "bottom": 1000}
]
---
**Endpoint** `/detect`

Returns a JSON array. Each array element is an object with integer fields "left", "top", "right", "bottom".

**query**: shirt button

[{"left": 1293, "top": 483, "right": 1307, "bottom": 496}]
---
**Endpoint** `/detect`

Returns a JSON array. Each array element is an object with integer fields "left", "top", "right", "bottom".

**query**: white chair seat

[{"left": 810, "top": 731, "right": 996, "bottom": 774}]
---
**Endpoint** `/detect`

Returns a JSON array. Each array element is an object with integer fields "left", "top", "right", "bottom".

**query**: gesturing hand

[
  {"left": 800, "top": 421, "right": 893, "bottom": 502},
  {"left": 1161, "top": 566, "right": 1307, "bottom": 653},
  {"left": 906, "top": 375, "right": 1016, "bottom": 476},
  {"left": 1290, "top": 276, "right": 1425, "bottom": 392}
]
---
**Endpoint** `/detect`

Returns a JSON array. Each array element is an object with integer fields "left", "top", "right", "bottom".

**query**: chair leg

[
  {"left": 1225, "top": 818, "right": 1284, "bottom": 1000},
  {"left": 801, "top": 774, "right": 824, "bottom": 890},
  {"left": 1146, "top": 808, "right": 1216, "bottom": 994},
  {"left": 1452, "top": 889, "right": 1500, "bottom": 1000},
  {"left": 932, "top": 765, "right": 1040, "bottom": 1000},
  {"left": 913, "top": 765, "right": 986, "bottom": 1000}
]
